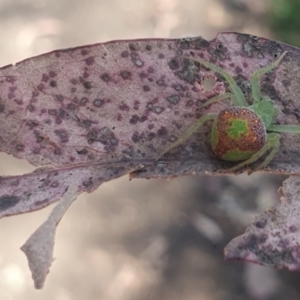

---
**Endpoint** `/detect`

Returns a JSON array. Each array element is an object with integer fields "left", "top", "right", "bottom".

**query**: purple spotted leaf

[
  {"left": 224, "top": 176, "right": 300, "bottom": 270},
  {"left": 0, "top": 32, "right": 300, "bottom": 286}
]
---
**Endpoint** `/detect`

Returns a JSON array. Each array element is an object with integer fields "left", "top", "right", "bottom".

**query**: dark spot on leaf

[
  {"left": 157, "top": 126, "right": 168, "bottom": 136},
  {"left": 93, "top": 98, "right": 104, "bottom": 107},
  {"left": 168, "top": 58, "right": 180, "bottom": 70},
  {"left": 143, "top": 85, "right": 150, "bottom": 92},
  {"left": 235, "top": 66, "right": 242, "bottom": 74},
  {"left": 255, "top": 219, "right": 267, "bottom": 229},
  {"left": 180, "top": 39, "right": 190, "bottom": 49},
  {"left": 158, "top": 53, "right": 164, "bottom": 59},
  {"left": 6, "top": 76, "right": 15, "bottom": 83},
  {"left": 48, "top": 109, "right": 58, "bottom": 116},
  {"left": 50, "top": 80, "right": 57, "bottom": 87},
  {"left": 140, "top": 115, "right": 147, "bottom": 122},
  {"left": 56, "top": 94, "right": 64, "bottom": 101},
  {"left": 14, "top": 99, "right": 23, "bottom": 105},
  {"left": 76, "top": 148, "right": 88, "bottom": 155},
  {"left": 194, "top": 38, "right": 210, "bottom": 49},
  {"left": 186, "top": 100, "right": 194, "bottom": 107},
  {"left": 166, "top": 94, "right": 180, "bottom": 105},
  {"left": 146, "top": 45, "right": 152, "bottom": 51},
  {"left": 81, "top": 49, "right": 88, "bottom": 56},
  {"left": 0, "top": 195, "right": 20, "bottom": 211},
  {"left": 38, "top": 84, "right": 45, "bottom": 90},
  {"left": 16, "top": 144, "right": 24, "bottom": 151},
  {"left": 133, "top": 100, "right": 140, "bottom": 110},
  {"left": 131, "top": 52, "right": 144, "bottom": 67},
  {"left": 34, "top": 198, "right": 49, "bottom": 206},
  {"left": 290, "top": 225, "right": 297, "bottom": 233},
  {"left": 66, "top": 103, "right": 76, "bottom": 110},
  {"left": 83, "top": 178, "right": 94, "bottom": 188},
  {"left": 129, "top": 43, "right": 137, "bottom": 51},
  {"left": 11, "top": 179, "right": 20, "bottom": 186},
  {"left": 42, "top": 74, "right": 49, "bottom": 82},
  {"left": 82, "top": 120, "right": 92, "bottom": 127},
  {"left": 71, "top": 78, "right": 78, "bottom": 85},
  {"left": 121, "top": 51, "right": 129, "bottom": 58},
  {"left": 173, "top": 84, "right": 186, "bottom": 91},
  {"left": 83, "top": 81, "right": 92, "bottom": 89},
  {"left": 54, "top": 148, "right": 62, "bottom": 155},
  {"left": 27, "top": 105, "right": 35, "bottom": 112},
  {"left": 132, "top": 131, "right": 140, "bottom": 143},
  {"left": 34, "top": 130, "right": 44, "bottom": 143},
  {"left": 56, "top": 117, "right": 62, "bottom": 124},
  {"left": 50, "top": 181, "right": 59, "bottom": 188},
  {"left": 33, "top": 148, "right": 40, "bottom": 154},
  {"left": 120, "top": 71, "right": 132, "bottom": 80},
  {"left": 130, "top": 114, "right": 139, "bottom": 124},
  {"left": 139, "top": 72, "right": 147, "bottom": 78},
  {"left": 119, "top": 103, "right": 129, "bottom": 111},
  {"left": 148, "top": 124, "right": 154, "bottom": 130},
  {"left": 59, "top": 109, "right": 67, "bottom": 119},
  {"left": 85, "top": 57, "right": 95, "bottom": 65},
  {"left": 216, "top": 43, "right": 223, "bottom": 50},
  {"left": 148, "top": 132, "right": 155, "bottom": 140},
  {"left": 0, "top": 104, "right": 5, "bottom": 113},
  {"left": 87, "top": 127, "right": 118, "bottom": 146},
  {"left": 54, "top": 129, "right": 69, "bottom": 143},
  {"left": 55, "top": 52, "right": 60, "bottom": 57},
  {"left": 49, "top": 71, "right": 57, "bottom": 78},
  {"left": 176, "top": 58, "right": 199, "bottom": 84},
  {"left": 101, "top": 73, "right": 110, "bottom": 82}
]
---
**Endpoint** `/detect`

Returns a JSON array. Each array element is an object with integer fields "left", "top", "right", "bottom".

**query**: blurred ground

[{"left": 0, "top": 0, "right": 299, "bottom": 299}]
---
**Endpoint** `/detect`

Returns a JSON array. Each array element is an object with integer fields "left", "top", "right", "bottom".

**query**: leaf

[
  {"left": 224, "top": 176, "right": 300, "bottom": 270},
  {"left": 20, "top": 184, "right": 77, "bottom": 289},
  {"left": 1, "top": 32, "right": 300, "bottom": 286},
  {"left": 1, "top": 32, "right": 300, "bottom": 217}
]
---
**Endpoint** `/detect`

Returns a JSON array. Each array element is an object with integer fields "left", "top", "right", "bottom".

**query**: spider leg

[
  {"left": 251, "top": 51, "right": 287, "bottom": 104},
  {"left": 198, "top": 93, "right": 233, "bottom": 109},
  {"left": 268, "top": 124, "right": 300, "bottom": 134},
  {"left": 156, "top": 114, "right": 217, "bottom": 160},
  {"left": 222, "top": 133, "right": 280, "bottom": 173},
  {"left": 183, "top": 56, "right": 248, "bottom": 107}
]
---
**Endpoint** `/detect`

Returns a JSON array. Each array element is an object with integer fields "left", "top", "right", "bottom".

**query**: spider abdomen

[{"left": 211, "top": 107, "right": 267, "bottom": 161}]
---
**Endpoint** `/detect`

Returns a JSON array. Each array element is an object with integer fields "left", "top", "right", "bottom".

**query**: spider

[{"left": 157, "top": 51, "right": 300, "bottom": 172}]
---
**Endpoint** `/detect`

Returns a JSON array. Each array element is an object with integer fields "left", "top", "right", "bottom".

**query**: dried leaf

[
  {"left": 1, "top": 32, "right": 300, "bottom": 218},
  {"left": 21, "top": 184, "right": 78, "bottom": 289},
  {"left": 1, "top": 32, "right": 300, "bottom": 286},
  {"left": 224, "top": 176, "right": 300, "bottom": 270}
]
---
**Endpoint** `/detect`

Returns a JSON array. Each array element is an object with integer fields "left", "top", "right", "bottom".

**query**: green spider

[{"left": 158, "top": 51, "right": 300, "bottom": 172}]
